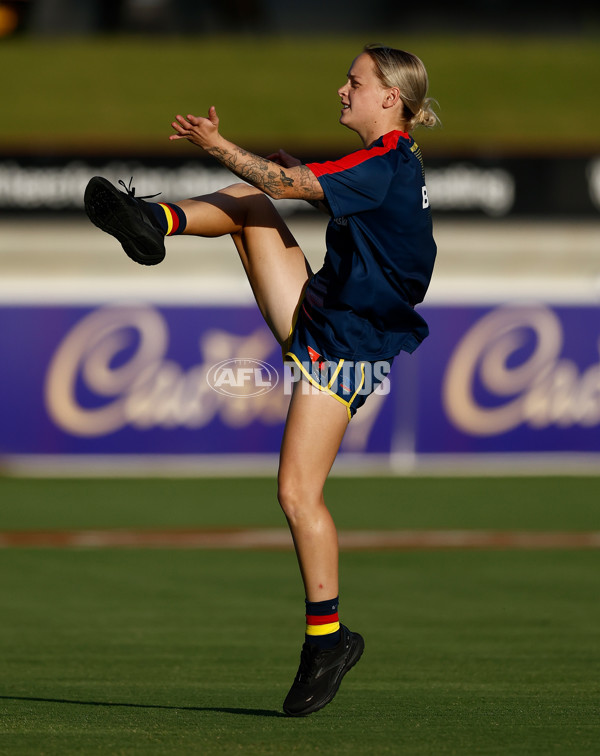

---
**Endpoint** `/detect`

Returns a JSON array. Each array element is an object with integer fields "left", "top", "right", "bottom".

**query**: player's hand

[
  {"left": 169, "top": 106, "right": 221, "bottom": 149},
  {"left": 266, "top": 149, "right": 302, "bottom": 168}
]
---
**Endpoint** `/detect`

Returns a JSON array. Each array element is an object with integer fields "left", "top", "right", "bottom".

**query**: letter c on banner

[
  {"left": 45, "top": 306, "right": 168, "bottom": 437},
  {"left": 442, "top": 305, "right": 563, "bottom": 436}
]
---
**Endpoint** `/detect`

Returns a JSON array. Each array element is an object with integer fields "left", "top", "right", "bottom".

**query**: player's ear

[{"left": 382, "top": 87, "right": 401, "bottom": 109}]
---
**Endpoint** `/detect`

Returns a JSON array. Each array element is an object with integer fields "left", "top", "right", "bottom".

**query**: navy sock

[{"left": 305, "top": 597, "right": 341, "bottom": 649}]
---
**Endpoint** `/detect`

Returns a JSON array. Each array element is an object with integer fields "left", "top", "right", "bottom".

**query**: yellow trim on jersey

[
  {"left": 158, "top": 203, "right": 173, "bottom": 235},
  {"left": 305, "top": 621, "right": 341, "bottom": 636}
]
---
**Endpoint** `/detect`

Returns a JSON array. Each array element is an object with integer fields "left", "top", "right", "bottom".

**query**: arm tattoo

[
  {"left": 205, "top": 143, "right": 321, "bottom": 200},
  {"left": 280, "top": 169, "right": 294, "bottom": 187}
]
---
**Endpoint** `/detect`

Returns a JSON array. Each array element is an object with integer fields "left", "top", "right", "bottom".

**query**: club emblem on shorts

[
  {"left": 307, "top": 346, "right": 329, "bottom": 383},
  {"left": 307, "top": 346, "right": 322, "bottom": 365}
]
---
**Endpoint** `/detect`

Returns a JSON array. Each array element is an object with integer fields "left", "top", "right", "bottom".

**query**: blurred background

[
  {"left": 3, "top": 0, "right": 599, "bottom": 35},
  {"left": 1, "top": 0, "right": 599, "bottom": 474}
]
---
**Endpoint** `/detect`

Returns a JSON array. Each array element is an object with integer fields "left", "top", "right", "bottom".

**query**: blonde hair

[{"left": 363, "top": 43, "right": 439, "bottom": 131}]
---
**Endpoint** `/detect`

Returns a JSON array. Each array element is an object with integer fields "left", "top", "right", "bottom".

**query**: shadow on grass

[{"left": 0, "top": 694, "right": 285, "bottom": 718}]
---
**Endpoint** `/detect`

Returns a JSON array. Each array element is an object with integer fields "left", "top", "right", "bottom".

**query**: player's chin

[{"left": 339, "top": 115, "right": 354, "bottom": 132}]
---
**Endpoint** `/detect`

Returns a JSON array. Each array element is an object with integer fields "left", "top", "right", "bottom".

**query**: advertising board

[{"left": 1, "top": 301, "right": 597, "bottom": 470}]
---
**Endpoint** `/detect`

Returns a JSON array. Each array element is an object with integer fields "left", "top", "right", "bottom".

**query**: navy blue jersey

[{"left": 303, "top": 130, "right": 436, "bottom": 361}]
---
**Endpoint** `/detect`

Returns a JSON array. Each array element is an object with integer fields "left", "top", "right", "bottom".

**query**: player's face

[{"left": 338, "top": 53, "right": 390, "bottom": 143}]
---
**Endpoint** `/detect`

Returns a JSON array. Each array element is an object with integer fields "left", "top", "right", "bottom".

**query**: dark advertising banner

[
  {"left": 1, "top": 152, "right": 599, "bottom": 217},
  {"left": 1, "top": 302, "right": 598, "bottom": 466}
]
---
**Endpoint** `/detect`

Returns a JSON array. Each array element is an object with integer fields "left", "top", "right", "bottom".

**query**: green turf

[
  {"left": 2, "top": 34, "right": 599, "bottom": 154},
  {"left": 0, "top": 547, "right": 598, "bottom": 754},
  {"left": 1, "top": 476, "right": 598, "bottom": 753},
  {"left": 1, "top": 476, "right": 599, "bottom": 531}
]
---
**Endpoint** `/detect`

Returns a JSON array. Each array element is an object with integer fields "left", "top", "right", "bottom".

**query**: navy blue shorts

[{"left": 284, "top": 313, "right": 393, "bottom": 420}]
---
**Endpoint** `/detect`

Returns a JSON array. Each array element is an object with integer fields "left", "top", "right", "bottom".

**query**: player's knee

[
  {"left": 221, "top": 182, "right": 263, "bottom": 198},
  {"left": 221, "top": 183, "right": 273, "bottom": 210},
  {"left": 277, "top": 475, "right": 321, "bottom": 525},
  {"left": 222, "top": 183, "right": 279, "bottom": 229},
  {"left": 277, "top": 477, "right": 295, "bottom": 519}
]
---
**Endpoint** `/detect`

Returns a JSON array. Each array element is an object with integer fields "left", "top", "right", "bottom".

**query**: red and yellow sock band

[
  {"left": 157, "top": 202, "right": 184, "bottom": 236},
  {"left": 305, "top": 612, "right": 340, "bottom": 637}
]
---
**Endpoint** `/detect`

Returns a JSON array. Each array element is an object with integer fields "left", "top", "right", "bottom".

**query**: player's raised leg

[
  {"left": 178, "top": 184, "right": 311, "bottom": 343},
  {"left": 84, "top": 177, "right": 310, "bottom": 345}
]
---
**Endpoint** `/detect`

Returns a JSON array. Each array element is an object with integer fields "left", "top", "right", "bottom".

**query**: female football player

[{"left": 84, "top": 43, "right": 438, "bottom": 716}]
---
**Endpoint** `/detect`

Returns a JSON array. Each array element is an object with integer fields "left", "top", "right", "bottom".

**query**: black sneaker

[
  {"left": 84, "top": 176, "right": 166, "bottom": 266},
  {"left": 283, "top": 624, "right": 364, "bottom": 716}
]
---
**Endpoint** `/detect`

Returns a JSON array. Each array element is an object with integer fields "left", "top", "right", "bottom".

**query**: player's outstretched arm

[{"left": 169, "top": 107, "right": 324, "bottom": 202}]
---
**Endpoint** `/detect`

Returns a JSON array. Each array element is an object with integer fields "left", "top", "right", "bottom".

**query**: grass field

[
  {"left": 2, "top": 34, "right": 600, "bottom": 155},
  {"left": 1, "top": 476, "right": 599, "bottom": 754}
]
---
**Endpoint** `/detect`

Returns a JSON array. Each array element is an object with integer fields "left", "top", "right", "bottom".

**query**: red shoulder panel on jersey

[{"left": 307, "top": 130, "right": 410, "bottom": 178}]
